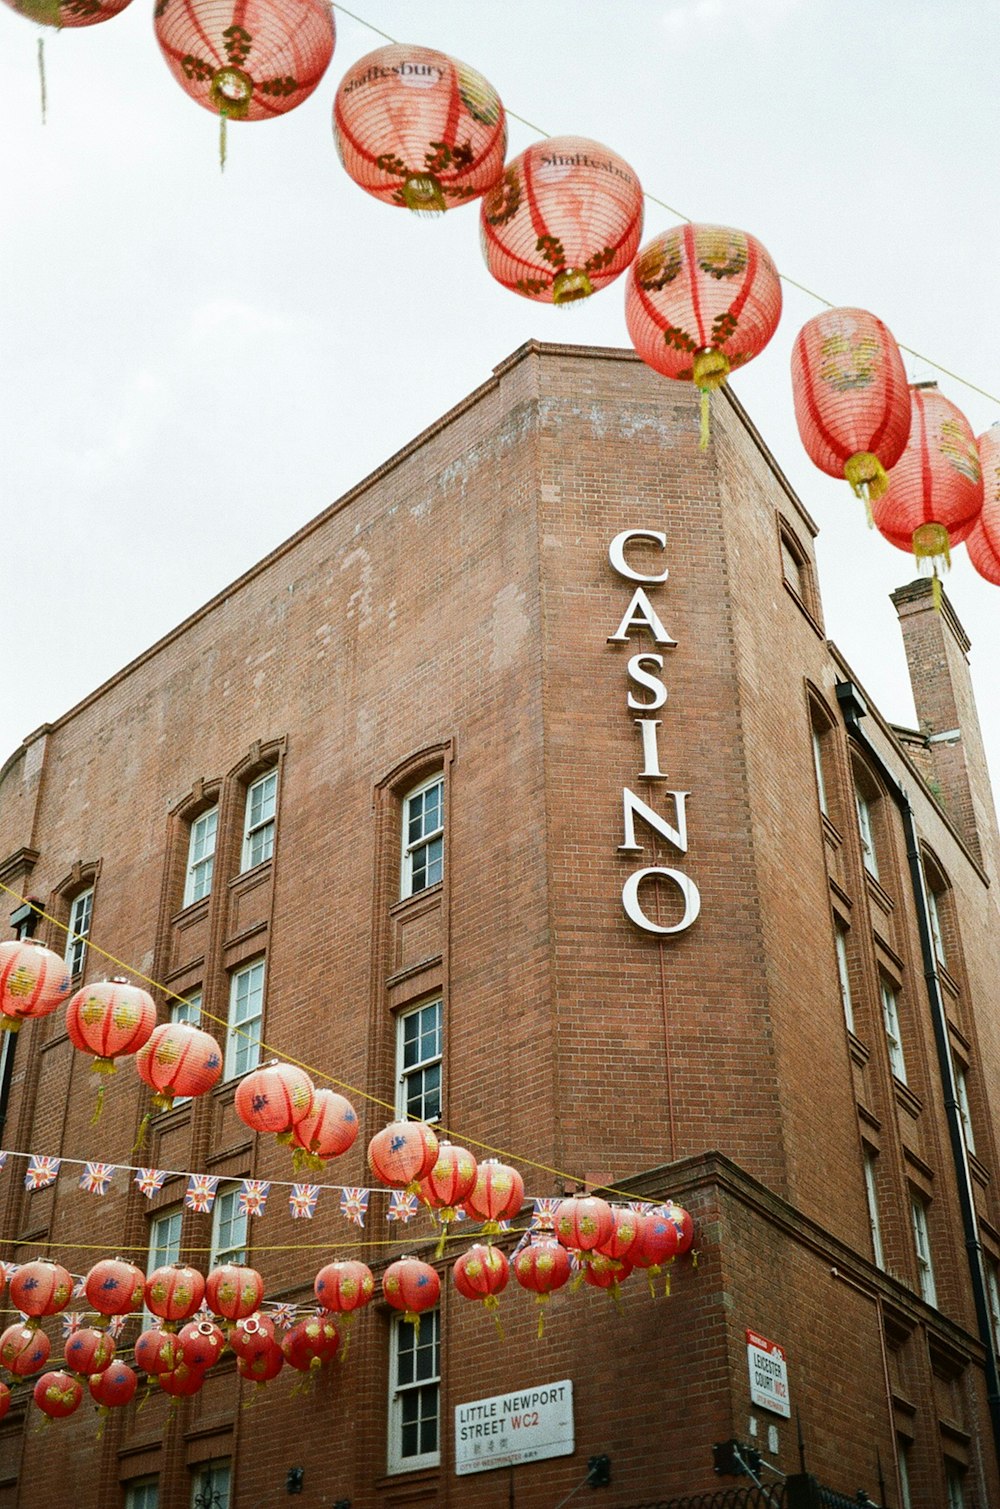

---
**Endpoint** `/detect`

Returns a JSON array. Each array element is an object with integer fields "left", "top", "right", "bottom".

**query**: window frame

[
  {"left": 880, "top": 977, "right": 907, "bottom": 1084},
  {"left": 910, "top": 1194, "right": 937, "bottom": 1306},
  {"left": 896, "top": 1440, "right": 913, "bottom": 1509},
  {"left": 863, "top": 1149, "right": 885, "bottom": 1270},
  {"left": 125, "top": 1480, "right": 159, "bottom": 1509},
  {"left": 65, "top": 887, "right": 94, "bottom": 979},
  {"left": 148, "top": 1207, "right": 183, "bottom": 1274},
  {"left": 985, "top": 1258, "right": 1000, "bottom": 1356},
  {"left": 241, "top": 770, "right": 278, "bottom": 874},
  {"left": 834, "top": 922, "right": 854, "bottom": 1034},
  {"left": 388, "top": 1308, "right": 441, "bottom": 1475},
  {"left": 812, "top": 726, "right": 829, "bottom": 818},
  {"left": 854, "top": 782, "right": 879, "bottom": 879},
  {"left": 953, "top": 1060, "right": 975, "bottom": 1155},
  {"left": 224, "top": 959, "right": 265, "bottom": 1081},
  {"left": 190, "top": 1460, "right": 231, "bottom": 1509},
  {"left": 400, "top": 774, "right": 444, "bottom": 900},
  {"left": 183, "top": 807, "right": 218, "bottom": 907},
  {"left": 210, "top": 1185, "right": 248, "bottom": 1268},
  {"left": 395, "top": 998, "right": 443, "bottom": 1123}
]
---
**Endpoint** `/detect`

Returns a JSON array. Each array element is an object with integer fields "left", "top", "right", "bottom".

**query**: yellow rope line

[{"left": 0, "top": 1224, "right": 531, "bottom": 1255}]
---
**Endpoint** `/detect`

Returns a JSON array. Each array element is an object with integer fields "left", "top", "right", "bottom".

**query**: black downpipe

[{"left": 836, "top": 680, "right": 1000, "bottom": 1479}]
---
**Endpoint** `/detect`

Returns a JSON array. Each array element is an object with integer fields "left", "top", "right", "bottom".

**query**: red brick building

[{"left": 0, "top": 342, "right": 997, "bottom": 1509}]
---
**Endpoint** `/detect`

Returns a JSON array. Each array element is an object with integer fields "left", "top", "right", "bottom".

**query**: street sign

[
  {"left": 455, "top": 1379, "right": 574, "bottom": 1475},
  {"left": 746, "top": 1329, "right": 790, "bottom": 1418}
]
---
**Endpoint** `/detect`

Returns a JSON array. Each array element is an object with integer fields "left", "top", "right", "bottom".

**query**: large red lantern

[
  {"left": 66, "top": 978, "right": 156, "bottom": 1073},
  {"left": 134, "top": 1326, "right": 179, "bottom": 1376},
  {"left": 790, "top": 307, "right": 911, "bottom": 508},
  {"left": 136, "top": 1021, "right": 223, "bottom": 1112},
  {"left": 968, "top": 427, "right": 1000, "bottom": 585},
  {"left": 663, "top": 1200, "right": 696, "bottom": 1256},
  {"left": 89, "top": 1360, "right": 137, "bottom": 1408},
  {"left": 383, "top": 1257, "right": 440, "bottom": 1327},
  {"left": 234, "top": 1060, "right": 315, "bottom": 1140},
  {"left": 10, "top": 1259, "right": 73, "bottom": 1320},
  {"left": 237, "top": 1337, "right": 284, "bottom": 1384},
  {"left": 178, "top": 1319, "right": 225, "bottom": 1372},
  {"left": 205, "top": 1263, "right": 264, "bottom": 1321},
  {"left": 420, "top": 1141, "right": 477, "bottom": 1255},
  {"left": 582, "top": 1251, "right": 631, "bottom": 1300},
  {"left": 281, "top": 1315, "right": 340, "bottom": 1372},
  {"left": 596, "top": 1207, "right": 641, "bottom": 1265},
  {"left": 314, "top": 1260, "right": 375, "bottom": 1315},
  {"left": 0, "top": 1323, "right": 49, "bottom": 1375},
  {"left": 871, "top": 386, "right": 983, "bottom": 594},
  {"left": 230, "top": 1312, "right": 274, "bottom": 1365},
  {"left": 368, "top": 1119, "right": 439, "bottom": 1192},
  {"left": 481, "top": 136, "right": 643, "bottom": 305},
  {"left": 334, "top": 44, "right": 506, "bottom": 214},
  {"left": 289, "top": 1087, "right": 359, "bottom": 1169},
  {"left": 463, "top": 1159, "right": 524, "bottom": 1234},
  {"left": 158, "top": 1359, "right": 204, "bottom": 1397},
  {"left": 554, "top": 1195, "right": 613, "bottom": 1256},
  {"left": 625, "top": 223, "right": 782, "bottom": 446},
  {"left": 155, "top": 0, "right": 336, "bottom": 166},
  {"left": 452, "top": 1243, "right": 508, "bottom": 1334},
  {"left": 1, "top": 0, "right": 132, "bottom": 26},
  {"left": 144, "top": 1263, "right": 205, "bottom": 1325},
  {"left": 0, "top": 940, "right": 71, "bottom": 1032},
  {"left": 84, "top": 1258, "right": 145, "bottom": 1317},
  {"left": 513, "top": 1237, "right": 571, "bottom": 1338},
  {"left": 630, "top": 1208, "right": 679, "bottom": 1295},
  {"left": 63, "top": 1325, "right": 115, "bottom": 1375},
  {"left": 33, "top": 1369, "right": 83, "bottom": 1419}
]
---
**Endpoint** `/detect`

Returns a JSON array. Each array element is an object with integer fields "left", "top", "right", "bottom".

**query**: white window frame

[
  {"left": 241, "top": 771, "right": 277, "bottom": 873},
  {"left": 953, "top": 1061, "right": 975, "bottom": 1155},
  {"left": 388, "top": 1309, "right": 440, "bottom": 1474},
  {"left": 401, "top": 774, "right": 444, "bottom": 899},
  {"left": 834, "top": 923, "right": 854, "bottom": 1034},
  {"left": 210, "top": 1186, "right": 248, "bottom": 1268},
  {"left": 65, "top": 887, "right": 94, "bottom": 978},
  {"left": 395, "top": 998, "right": 443, "bottom": 1123},
  {"left": 146, "top": 1206, "right": 183, "bottom": 1325},
  {"left": 812, "top": 726, "right": 829, "bottom": 818},
  {"left": 881, "top": 978, "right": 907, "bottom": 1084},
  {"left": 183, "top": 807, "right": 218, "bottom": 907},
  {"left": 986, "top": 1259, "right": 1000, "bottom": 1356},
  {"left": 125, "top": 1481, "right": 159, "bottom": 1509},
  {"left": 863, "top": 1150, "right": 885, "bottom": 1270},
  {"left": 224, "top": 960, "right": 264, "bottom": 1081},
  {"left": 910, "top": 1194, "right": 937, "bottom": 1306},
  {"left": 854, "top": 784, "right": 879, "bottom": 879},
  {"left": 926, "top": 885, "right": 947, "bottom": 967},
  {"left": 190, "top": 1460, "right": 230, "bottom": 1509},
  {"left": 897, "top": 1441, "right": 913, "bottom": 1509},
  {"left": 945, "top": 1462, "right": 966, "bottom": 1509}
]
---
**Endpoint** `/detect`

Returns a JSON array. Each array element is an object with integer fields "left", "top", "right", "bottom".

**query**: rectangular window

[
  {"left": 897, "top": 1441, "right": 913, "bottom": 1509},
  {"left": 812, "top": 727, "right": 829, "bottom": 817},
  {"left": 863, "top": 1150, "right": 885, "bottom": 1270},
  {"left": 401, "top": 776, "right": 444, "bottom": 898},
  {"left": 835, "top": 923, "right": 854, "bottom": 1033},
  {"left": 388, "top": 1310, "right": 440, "bottom": 1474},
  {"left": 65, "top": 888, "right": 93, "bottom": 978},
  {"left": 855, "top": 785, "right": 879, "bottom": 879},
  {"left": 210, "top": 1187, "right": 248, "bottom": 1268},
  {"left": 910, "top": 1195, "right": 937, "bottom": 1306},
  {"left": 149, "top": 1207, "right": 182, "bottom": 1273},
  {"left": 926, "top": 886, "right": 947, "bottom": 966},
  {"left": 169, "top": 992, "right": 202, "bottom": 1105},
  {"left": 881, "top": 978, "right": 907, "bottom": 1084},
  {"left": 184, "top": 808, "right": 218, "bottom": 906},
  {"left": 224, "top": 960, "right": 264, "bottom": 1080},
  {"left": 945, "top": 1463, "right": 966, "bottom": 1509},
  {"left": 191, "top": 1461, "right": 230, "bottom": 1509},
  {"left": 986, "top": 1259, "right": 1000, "bottom": 1355},
  {"left": 125, "top": 1481, "right": 159, "bottom": 1509},
  {"left": 396, "top": 999, "right": 442, "bottom": 1122},
  {"left": 954, "top": 1062, "right": 975, "bottom": 1155},
  {"left": 241, "top": 771, "right": 277, "bottom": 872}
]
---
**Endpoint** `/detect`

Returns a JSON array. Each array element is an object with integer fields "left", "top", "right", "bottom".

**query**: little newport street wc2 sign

[{"left": 454, "top": 1380, "right": 574, "bottom": 1475}]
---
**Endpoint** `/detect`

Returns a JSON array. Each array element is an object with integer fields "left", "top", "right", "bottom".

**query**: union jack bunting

[
  {"left": 71, "top": 1278, "right": 87, "bottom": 1300},
  {"left": 386, "top": 1191, "right": 419, "bottom": 1224},
  {"left": 510, "top": 1231, "right": 532, "bottom": 1261},
  {"left": 134, "top": 1168, "right": 168, "bottom": 1199},
  {"left": 192, "top": 1305, "right": 214, "bottom": 1327},
  {"left": 107, "top": 1315, "right": 127, "bottom": 1340},
  {"left": 0, "top": 1151, "right": 8, "bottom": 1172},
  {"left": 289, "top": 1184, "right": 319, "bottom": 1220},
  {"left": 184, "top": 1174, "right": 219, "bottom": 1213},
  {"left": 25, "top": 1155, "right": 60, "bottom": 1191},
  {"left": 628, "top": 1200, "right": 656, "bottom": 1214},
  {"left": 79, "top": 1162, "right": 115, "bottom": 1196},
  {"left": 0, "top": 1262, "right": 19, "bottom": 1287},
  {"left": 339, "top": 1187, "right": 369, "bottom": 1228},
  {"left": 531, "top": 1198, "right": 561, "bottom": 1230},
  {"left": 60, "top": 1312, "right": 85, "bottom": 1339},
  {"left": 238, "top": 1179, "right": 270, "bottom": 1218},
  {"left": 269, "top": 1303, "right": 297, "bottom": 1331}
]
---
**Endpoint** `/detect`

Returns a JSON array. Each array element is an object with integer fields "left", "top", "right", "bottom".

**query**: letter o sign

[{"left": 622, "top": 867, "right": 701, "bottom": 935}]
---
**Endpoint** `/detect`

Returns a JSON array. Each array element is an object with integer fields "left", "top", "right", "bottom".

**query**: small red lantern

[
  {"left": 0, "top": 1382, "right": 10, "bottom": 1421},
  {"left": 582, "top": 1252, "right": 631, "bottom": 1299},
  {"left": 368, "top": 1119, "right": 439, "bottom": 1192},
  {"left": 481, "top": 136, "right": 643, "bottom": 305},
  {"left": 89, "top": 1360, "right": 137, "bottom": 1408},
  {"left": 625, "top": 223, "right": 782, "bottom": 446},
  {"left": 178, "top": 1319, "right": 225, "bottom": 1372},
  {"left": 554, "top": 1196, "right": 613, "bottom": 1256},
  {"left": 85, "top": 1258, "right": 145, "bottom": 1317},
  {"left": 596, "top": 1207, "right": 641, "bottom": 1265},
  {"left": 144, "top": 1263, "right": 205, "bottom": 1326},
  {"left": 157, "top": 1359, "right": 204, "bottom": 1397},
  {"left": 0, "top": 1322, "right": 50, "bottom": 1375},
  {"left": 136, "top": 1021, "right": 223, "bottom": 1112},
  {"left": 33, "top": 1369, "right": 83, "bottom": 1419},
  {"left": 66, "top": 978, "right": 156, "bottom": 1073},
  {"left": 1, "top": 0, "right": 132, "bottom": 26},
  {"left": 289, "top": 1087, "right": 359, "bottom": 1169},
  {"left": 0, "top": 940, "right": 71, "bottom": 1032},
  {"left": 420, "top": 1141, "right": 477, "bottom": 1255},
  {"left": 463, "top": 1159, "right": 524, "bottom": 1234},
  {"left": 205, "top": 1263, "right": 264, "bottom": 1321},
  {"left": 630, "top": 1208, "right": 679, "bottom": 1294},
  {"left": 234, "top": 1059, "right": 315, "bottom": 1140},
  {"left": 314, "top": 1260, "right": 375, "bottom": 1315},
  {"left": 134, "top": 1326, "right": 179, "bottom": 1376},
  {"left": 281, "top": 1315, "right": 340, "bottom": 1372},
  {"left": 10, "top": 1259, "right": 73, "bottom": 1321},
  {"left": 968, "top": 427, "right": 1000, "bottom": 585},
  {"left": 453, "top": 1244, "right": 508, "bottom": 1334},
  {"left": 63, "top": 1325, "right": 115, "bottom": 1375},
  {"left": 237, "top": 1336, "right": 284, "bottom": 1384},
  {"left": 230, "top": 1312, "right": 274, "bottom": 1365},
  {"left": 334, "top": 44, "right": 506, "bottom": 214},
  {"left": 513, "top": 1237, "right": 571, "bottom": 1338},
  {"left": 663, "top": 1200, "right": 696, "bottom": 1256},
  {"left": 790, "top": 307, "right": 911, "bottom": 508},
  {"left": 383, "top": 1257, "right": 440, "bottom": 1327}
]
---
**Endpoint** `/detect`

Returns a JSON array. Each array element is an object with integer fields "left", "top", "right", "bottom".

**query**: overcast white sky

[{"left": 1, "top": 0, "right": 997, "bottom": 793}]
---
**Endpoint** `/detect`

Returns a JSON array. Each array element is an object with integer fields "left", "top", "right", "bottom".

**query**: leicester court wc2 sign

[{"left": 454, "top": 1379, "right": 574, "bottom": 1475}]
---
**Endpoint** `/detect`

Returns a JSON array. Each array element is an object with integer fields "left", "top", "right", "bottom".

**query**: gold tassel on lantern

[
  {"left": 844, "top": 451, "right": 890, "bottom": 515},
  {"left": 692, "top": 349, "right": 730, "bottom": 450},
  {"left": 912, "top": 522, "right": 951, "bottom": 614}
]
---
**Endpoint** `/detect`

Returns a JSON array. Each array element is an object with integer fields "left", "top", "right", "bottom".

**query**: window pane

[
  {"left": 226, "top": 963, "right": 264, "bottom": 1079},
  {"left": 66, "top": 889, "right": 93, "bottom": 976},
  {"left": 402, "top": 779, "right": 444, "bottom": 898}
]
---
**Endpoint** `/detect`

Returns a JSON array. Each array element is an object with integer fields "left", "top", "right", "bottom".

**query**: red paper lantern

[
  {"left": 334, "top": 44, "right": 506, "bottom": 214},
  {"left": 0, "top": 0, "right": 132, "bottom": 27},
  {"left": 452, "top": 1243, "right": 508, "bottom": 1331},
  {"left": 235, "top": 1059, "right": 315, "bottom": 1139},
  {"left": 136, "top": 1021, "right": 223, "bottom": 1111},
  {"left": 663, "top": 1200, "right": 695, "bottom": 1256},
  {"left": 630, "top": 1209, "right": 679, "bottom": 1271},
  {"left": 420, "top": 1141, "right": 477, "bottom": 1255},
  {"left": 314, "top": 1260, "right": 375, "bottom": 1315},
  {"left": 463, "top": 1159, "right": 524, "bottom": 1234},
  {"left": 0, "top": 1382, "right": 10, "bottom": 1421},
  {"left": 85, "top": 1257, "right": 145, "bottom": 1317},
  {"left": 382, "top": 1257, "right": 440, "bottom": 1326},
  {"left": 66, "top": 978, "right": 156, "bottom": 1072},
  {"left": 368, "top": 1119, "right": 439, "bottom": 1191},
  {"left": 0, "top": 1323, "right": 50, "bottom": 1375},
  {"left": 513, "top": 1237, "right": 571, "bottom": 1337},
  {"left": 10, "top": 1259, "right": 73, "bottom": 1320},
  {"left": 230, "top": 1312, "right": 274, "bottom": 1364},
  {"left": 281, "top": 1315, "right": 339, "bottom": 1372},
  {"left": 968, "top": 427, "right": 1000, "bottom": 585},
  {"left": 157, "top": 1359, "right": 204, "bottom": 1397},
  {"left": 89, "top": 1360, "right": 137, "bottom": 1408},
  {"left": 0, "top": 940, "right": 71, "bottom": 1032},
  {"left": 205, "top": 1263, "right": 264, "bottom": 1321},
  {"left": 33, "top": 1369, "right": 83, "bottom": 1419},
  {"left": 554, "top": 1195, "right": 613, "bottom": 1255},
  {"left": 582, "top": 1252, "right": 632, "bottom": 1294},
  {"left": 791, "top": 307, "right": 910, "bottom": 505},
  {"left": 625, "top": 223, "right": 782, "bottom": 445},
  {"left": 178, "top": 1318, "right": 225, "bottom": 1372},
  {"left": 289, "top": 1087, "right": 359, "bottom": 1169},
  {"left": 596, "top": 1207, "right": 641, "bottom": 1264},
  {"left": 872, "top": 387, "right": 983, "bottom": 587},
  {"left": 63, "top": 1325, "right": 115, "bottom": 1375},
  {"left": 144, "top": 1263, "right": 206, "bottom": 1325},
  {"left": 481, "top": 136, "right": 643, "bottom": 305},
  {"left": 237, "top": 1336, "right": 284, "bottom": 1384},
  {"left": 134, "top": 1326, "right": 179, "bottom": 1376}
]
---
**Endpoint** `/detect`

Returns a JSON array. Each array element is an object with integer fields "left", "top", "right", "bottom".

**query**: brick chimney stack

[{"left": 891, "top": 578, "right": 1000, "bottom": 877}]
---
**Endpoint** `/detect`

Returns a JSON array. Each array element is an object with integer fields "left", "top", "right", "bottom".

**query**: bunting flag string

[
  {"left": 340, "top": 1188, "right": 369, "bottom": 1228},
  {"left": 134, "top": 1168, "right": 168, "bottom": 1199},
  {"left": 24, "top": 1155, "right": 60, "bottom": 1191},
  {"left": 289, "top": 1185, "right": 319, "bottom": 1220},
  {"left": 185, "top": 1174, "right": 219, "bottom": 1214},
  {"left": 238, "top": 1179, "right": 271, "bottom": 1218},
  {"left": 386, "top": 1191, "right": 419, "bottom": 1224},
  {"left": 79, "top": 1162, "right": 115, "bottom": 1196},
  {"left": 60, "top": 1312, "right": 85, "bottom": 1338}
]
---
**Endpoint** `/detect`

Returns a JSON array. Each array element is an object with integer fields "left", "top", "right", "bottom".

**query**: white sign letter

[
  {"left": 619, "top": 787, "right": 690, "bottom": 853},
  {"left": 626, "top": 653, "right": 667, "bottom": 710},
  {"left": 608, "top": 530, "right": 669, "bottom": 583},
  {"left": 622, "top": 867, "right": 701, "bottom": 935},
  {"left": 607, "top": 589, "right": 677, "bottom": 647},
  {"left": 635, "top": 719, "right": 665, "bottom": 779}
]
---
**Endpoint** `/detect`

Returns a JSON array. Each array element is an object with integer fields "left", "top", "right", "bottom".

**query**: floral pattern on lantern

[
  {"left": 136, "top": 1021, "right": 223, "bottom": 1111},
  {"left": 630, "top": 1208, "right": 679, "bottom": 1295},
  {"left": 513, "top": 1237, "right": 571, "bottom": 1337},
  {"left": 63, "top": 1325, "right": 115, "bottom": 1375},
  {"left": 420, "top": 1141, "right": 478, "bottom": 1255},
  {"left": 205, "top": 1263, "right": 264, "bottom": 1321},
  {"left": 178, "top": 1318, "right": 225, "bottom": 1371},
  {"left": 10, "top": 1259, "right": 73, "bottom": 1321},
  {"left": 66, "top": 978, "right": 156, "bottom": 1072},
  {"left": 0, "top": 1322, "right": 50, "bottom": 1375},
  {"left": 382, "top": 1256, "right": 440, "bottom": 1327},
  {"left": 290, "top": 1087, "right": 358, "bottom": 1170},
  {"left": 314, "top": 1260, "right": 375, "bottom": 1314},
  {"left": 281, "top": 1315, "right": 339, "bottom": 1372},
  {"left": 0, "top": 940, "right": 71, "bottom": 1032},
  {"left": 368, "top": 1119, "right": 439, "bottom": 1192},
  {"left": 230, "top": 1312, "right": 275, "bottom": 1365},
  {"left": 134, "top": 1326, "right": 180, "bottom": 1376},
  {"left": 237, "top": 1336, "right": 284, "bottom": 1384},
  {"left": 33, "top": 1369, "right": 83, "bottom": 1419},
  {"left": 84, "top": 1258, "right": 145, "bottom": 1317},
  {"left": 235, "top": 1060, "right": 315, "bottom": 1140},
  {"left": 463, "top": 1159, "right": 524, "bottom": 1235},
  {"left": 89, "top": 1360, "right": 137, "bottom": 1408},
  {"left": 596, "top": 1207, "right": 641, "bottom": 1264},
  {"left": 144, "top": 1263, "right": 206, "bottom": 1325},
  {"left": 554, "top": 1195, "right": 614, "bottom": 1256},
  {"left": 481, "top": 136, "right": 643, "bottom": 305},
  {"left": 453, "top": 1243, "right": 508, "bottom": 1333},
  {"left": 968, "top": 426, "right": 1000, "bottom": 585},
  {"left": 157, "top": 1358, "right": 204, "bottom": 1397},
  {"left": 334, "top": 44, "right": 506, "bottom": 214}
]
